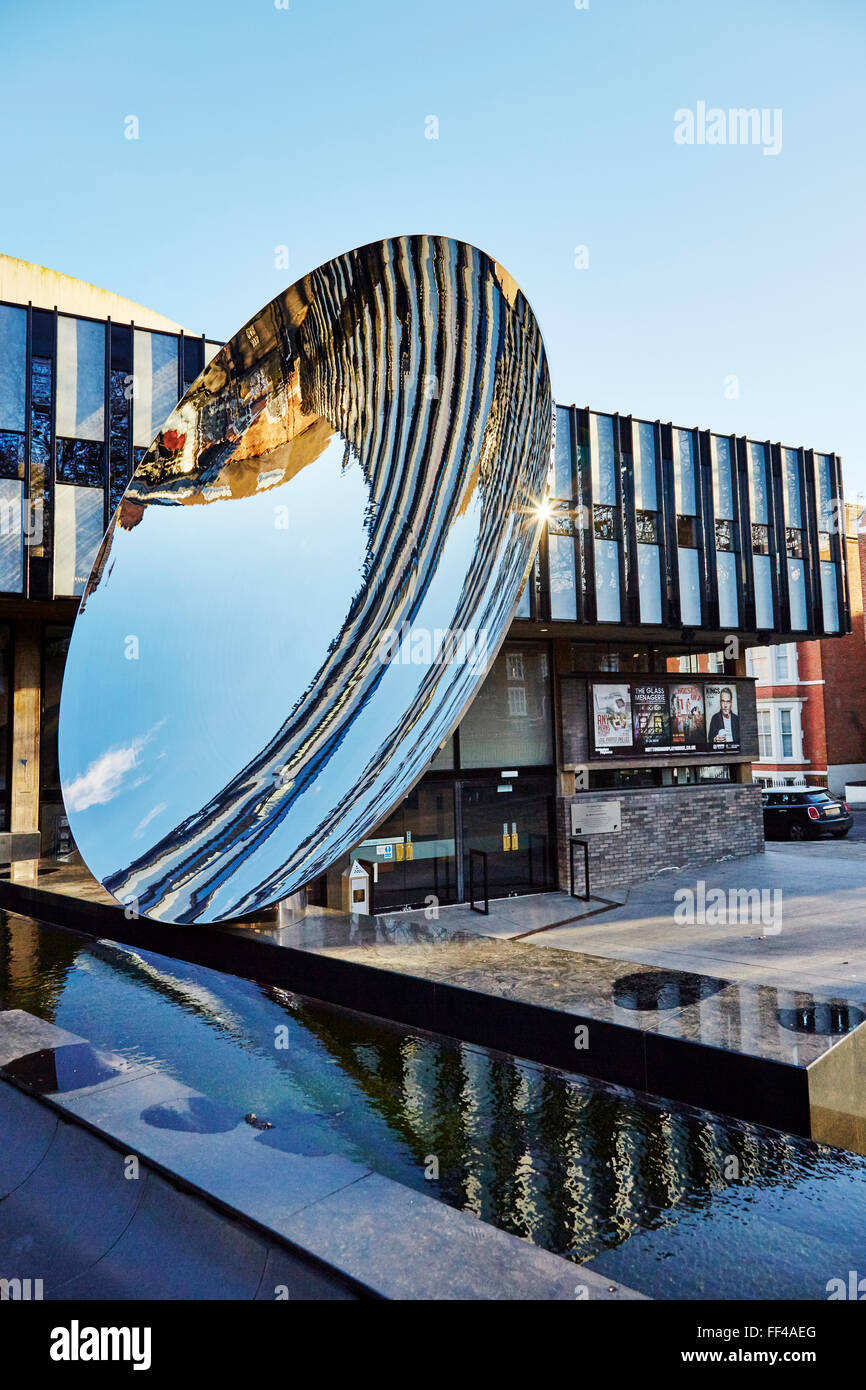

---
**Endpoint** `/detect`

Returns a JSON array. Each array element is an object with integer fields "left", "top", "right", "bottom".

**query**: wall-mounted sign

[
  {"left": 589, "top": 678, "right": 742, "bottom": 758},
  {"left": 571, "top": 800, "right": 621, "bottom": 835}
]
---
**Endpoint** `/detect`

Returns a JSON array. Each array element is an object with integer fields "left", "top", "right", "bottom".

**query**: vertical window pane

[
  {"left": 0, "top": 479, "right": 24, "bottom": 592},
  {"left": 821, "top": 560, "right": 839, "bottom": 632},
  {"left": 716, "top": 550, "right": 738, "bottom": 628},
  {"left": 748, "top": 442, "right": 769, "bottom": 524},
  {"left": 590, "top": 413, "right": 616, "bottom": 505},
  {"left": 678, "top": 546, "right": 701, "bottom": 625},
  {"left": 594, "top": 538, "right": 621, "bottom": 620},
  {"left": 458, "top": 643, "right": 552, "bottom": 767},
  {"left": 133, "top": 330, "right": 180, "bottom": 447},
  {"left": 29, "top": 356, "right": 52, "bottom": 562},
  {"left": 637, "top": 543, "right": 662, "bottom": 623},
  {"left": 779, "top": 709, "right": 793, "bottom": 758},
  {"left": 782, "top": 448, "right": 802, "bottom": 528},
  {"left": 788, "top": 558, "right": 807, "bottom": 630},
  {"left": 53, "top": 485, "right": 104, "bottom": 597},
  {"left": 553, "top": 407, "right": 573, "bottom": 500},
  {"left": 815, "top": 454, "right": 834, "bottom": 529},
  {"left": 711, "top": 436, "right": 734, "bottom": 519},
  {"left": 753, "top": 553, "right": 774, "bottom": 628},
  {"left": 673, "top": 428, "right": 697, "bottom": 515},
  {"left": 548, "top": 530, "right": 577, "bottom": 619},
  {"left": 757, "top": 709, "right": 772, "bottom": 759},
  {"left": 0, "top": 305, "right": 27, "bottom": 432},
  {"left": 633, "top": 422, "right": 657, "bottom": 512},
  {"left": 56, "top": 317, "right": 105, "bottom": 441}
]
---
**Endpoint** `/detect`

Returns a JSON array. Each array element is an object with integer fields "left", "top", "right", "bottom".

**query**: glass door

[
  {"left": 354, "top": 778, "right": 458, "bottom": 912},
  {"left": 459, "top": 774, "right": 555, "bottom": 900}
]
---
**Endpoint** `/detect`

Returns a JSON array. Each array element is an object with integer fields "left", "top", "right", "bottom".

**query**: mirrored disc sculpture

[{"left": 59, "top": 235, "right": 552, "bottom": 923}]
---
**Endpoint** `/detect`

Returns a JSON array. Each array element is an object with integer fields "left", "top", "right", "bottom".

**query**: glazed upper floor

[
  {"left": 512, "top": 405, "right": 849, "bottom": 643},
  {"left": 0, "top": 282, "right": 851, "bottom": 638}
]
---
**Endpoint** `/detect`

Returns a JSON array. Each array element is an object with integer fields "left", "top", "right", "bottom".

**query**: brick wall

[{"left": 556, "top": 784, "right": 765, "bottom": 894}]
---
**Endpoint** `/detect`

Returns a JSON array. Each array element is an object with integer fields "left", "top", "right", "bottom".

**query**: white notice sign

[{"left": 570, "top": 800, "right": 621, "bottom": 835}]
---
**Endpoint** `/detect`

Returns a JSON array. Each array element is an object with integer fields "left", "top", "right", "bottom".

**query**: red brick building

[{"left": 748, "top": 505, "right": 866, "bottom": 794}]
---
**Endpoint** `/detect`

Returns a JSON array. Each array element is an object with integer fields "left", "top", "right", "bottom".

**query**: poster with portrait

[
  {"left": 705, "top": 683, "right": 740, "bottom": 750},
  {"left": 592, "top": 683, "right": 633, "bottom": 751},
  {"left": 632, "top": 684, "right": 671, "bottom": 752},
  {"left": 668, "top": 683, "right": 706, "bottom": 748}
]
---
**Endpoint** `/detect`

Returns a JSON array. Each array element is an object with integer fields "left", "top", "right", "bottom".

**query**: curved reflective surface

[{"left": 59, "top": 236, "right": 552, "bottom": 923}]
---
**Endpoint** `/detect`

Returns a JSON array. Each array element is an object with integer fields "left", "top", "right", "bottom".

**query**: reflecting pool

[{"left": 2, "top": 910, "right": 865, "bottom": 1299}]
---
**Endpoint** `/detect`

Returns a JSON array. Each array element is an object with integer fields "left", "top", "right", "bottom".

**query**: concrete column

[{"left": 11, "top": 621, "right": 41, "bottom": 838}]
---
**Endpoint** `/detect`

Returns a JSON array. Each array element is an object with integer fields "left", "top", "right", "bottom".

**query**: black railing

[
  {"left": 569, "top": 837, "right": 590, "bottom": 901},
  {"left": 468, "top": 848, "right": 489, "bottom": 915}
]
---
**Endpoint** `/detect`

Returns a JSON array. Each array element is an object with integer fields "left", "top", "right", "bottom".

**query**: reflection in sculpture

[{"left": 59, "top": 236, "right": 551, "bottom": 923}]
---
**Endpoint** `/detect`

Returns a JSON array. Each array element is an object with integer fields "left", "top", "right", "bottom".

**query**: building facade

[
  {"left": 0, "top": 255, "right": 852, "bottom": 909},
  {"left": 0, "top": 255, "right": 220, "bottom": 856},
  {"left": 747, "top": 505, "right": 866, "bottom": 795}
]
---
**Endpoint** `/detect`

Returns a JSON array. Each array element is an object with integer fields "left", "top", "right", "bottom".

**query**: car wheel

[
  {"left": 832, "top": 828, "right": 851, "bottom": 838},
  {"left": 789, "top": 822, "right": 808, "bottom": 841}
]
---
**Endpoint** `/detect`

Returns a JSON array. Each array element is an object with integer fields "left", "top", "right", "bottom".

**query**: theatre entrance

[{"left": 351, "top": 771, "right": 556, "bottom": 914}]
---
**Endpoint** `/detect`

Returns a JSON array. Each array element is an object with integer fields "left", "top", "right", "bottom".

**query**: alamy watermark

[
  {"left": 674, "top": 102, "right": 782, "bottom": 156},
  {"left": 377, "top": 623, "right": 489, "bottom": 671},
  {"left": 674, "top": 879, "right": 782, "bottom": 935}
]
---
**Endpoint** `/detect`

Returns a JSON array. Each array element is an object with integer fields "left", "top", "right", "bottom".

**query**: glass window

[
  {"left": 133, "top": 330, "right": 180, "bottom": 447},
  {"left": 821, "top": 560, "right": 839, "bottom": 632},
  {"left": 814, "top": 454, "right": 834, "bottom": 530},
  {"left": 711, "top": 436, "right": 735, "bottom": 520},
  {"left": 553, "top": 407, "right": 573, "bottom": 500},
  {"left": 774, "top": 645, "right": 792, "bottom": 682},
  {"left": 677, "top": 546, "right": 701, "bottom": 625},
  {"left": 757, "top": 709, "right": 772, "bottom": 759},
  {"left": 56, "top": 316, "right": 105, "bottom": 441},
  {"left": 204, "top": 341, "right": 222, "bottom": 366},
  {"left": 53, "top": 485, "right": 104, "bottom": 597},
  {"left": 589, "top": 413, "right": 616, "bottom": 505},
  {"left": 782, "top": 448, "right": 802, "bottom": 528},
  {"left": 753, "top": 553, "right": 774, "bottom": 628},
  {"left": 515, "top": 569, "right": 531, "bottom": 619},
  {"left": 747, "top": 442, "right": 769, "bottom": 524},
  {"left": 548, "top": 528, "right": 577, "bottom": 620},
  {"left": 594, "top": 538, "right": 621, "bottom": 621},
  {"left": 716, "top": 550, "right": 738, "bottom": 628},
  {"left": 459, "top": 643, "right": 552, "bottom": 768},
  {"left": 779, "top": 708, "right": 793, "bottom": 758},
  {"left": 29, "top": 356, "right": 53, "bottom": 563},
  {"left": 633, "top": 421, "right": 657, "bottom": 512},
  {"left": 427, "top": 736, "right": 454, "bottom": 771},
  {"left": 56, "top": 438, "right": 104, "bottom": 486},
  {"left": 0, "top": 479, "right": 24, "bottom": 593},
  {"left": 637, "top": 543, "right": 662, "bottom": 623},
  {"left": 788, "top": 559, "right": 807, "bottom": 630},
  {"left": 673, "top": 428, "right": 697, "bottom": 515},
  {"left": 0, "top": 305, "right": 27, "bottom": 432}
]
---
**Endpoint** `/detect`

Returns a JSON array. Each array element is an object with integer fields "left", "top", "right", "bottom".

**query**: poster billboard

[
  {"left": 668, "top": 683, "right": 706, "bottom": 748},
  {"left": 632, "top": 684, "right": 670, "bottom": 752},
  {"left": 592, "top": 683, "right": 633, "bottom": 751},
  {"left": 589, "top": 678, "right": 743, "bottom": 757},
  {"left": 705, "top": 683, "right": 740, "bottom": 751}
]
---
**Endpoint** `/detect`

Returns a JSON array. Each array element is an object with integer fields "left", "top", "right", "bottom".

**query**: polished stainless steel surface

[{"left": 59, "top": 236, "right": 551, "bottom": 923}]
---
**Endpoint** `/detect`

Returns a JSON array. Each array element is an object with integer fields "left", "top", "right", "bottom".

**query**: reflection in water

[
  {"left": 59, "top": 236, "right": 552, "bottom": 924},
  {"left": 2, "top": 913, "right": 864, "bottom": 1281}
]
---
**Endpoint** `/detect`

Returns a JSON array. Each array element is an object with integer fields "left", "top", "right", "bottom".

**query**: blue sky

[{"left": 3, "top": 0, "right": 864, "bottom": 490}]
